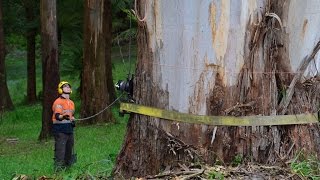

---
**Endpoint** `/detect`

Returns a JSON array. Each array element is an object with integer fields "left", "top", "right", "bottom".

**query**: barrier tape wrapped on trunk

[{"left": 120, "top": 103, "right": 319, "bottom": 126}]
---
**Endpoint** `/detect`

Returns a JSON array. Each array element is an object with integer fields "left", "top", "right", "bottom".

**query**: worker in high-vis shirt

[{"left": 52, "top": 81, "right": 75, "bottom": 172}]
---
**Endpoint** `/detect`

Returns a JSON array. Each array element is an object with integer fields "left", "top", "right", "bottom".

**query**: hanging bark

[
  {"left": 80, "top": 0, "right": 114, "bottom": 124},
  {"left": 23, "top": 0, "right": 37, "bottom": 104},
  {"left": 0, "top": 0, "right": 14, "bottom": 111},
  {"left": 38, "top": 0, "right": 60, "bottom": 140},
  {"left": 114, "top": 0, "right": 320, "bottom": 178}
]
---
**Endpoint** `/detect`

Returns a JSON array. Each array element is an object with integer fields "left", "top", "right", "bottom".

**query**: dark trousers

[{"left": 54, "top": 132, "right": 74, "bottom": 170}]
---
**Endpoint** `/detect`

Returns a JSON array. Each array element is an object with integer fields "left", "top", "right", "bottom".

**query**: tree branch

[{"left": 278, "top": 40, "right": 320, "bottom": 114}]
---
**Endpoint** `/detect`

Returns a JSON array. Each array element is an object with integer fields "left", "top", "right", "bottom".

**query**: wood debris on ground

[{"left": 137, "top": 163, "right": 303, "bottom": 180}]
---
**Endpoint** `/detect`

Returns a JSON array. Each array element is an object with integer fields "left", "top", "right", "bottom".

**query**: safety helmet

[{"left": 57, "top": 81, "right": 72, "bottom": 94}]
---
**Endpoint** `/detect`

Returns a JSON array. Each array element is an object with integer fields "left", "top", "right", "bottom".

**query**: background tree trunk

[
  {"left": 105, "top": 0, "right": 115, "bottom": 102},
  {"left": 38, "top": 0, "right": 59, "bottom": 140},
  {"left": 24, "top": 0, "right": 37, "bottom": 104},
  {"left": 0, "top": 0, "right": 13, "bottom": 111},
  {"left": 80, "top": 0, "right": 114, "bottom": 124},
  {"left": 114, "top": 0, "right": 320, "bottom": 178}
]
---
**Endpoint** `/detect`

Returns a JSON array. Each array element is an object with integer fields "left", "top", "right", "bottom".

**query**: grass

[
  {"left": 0, "top": 43, "right": 135, "bottom": 179},
  {"left": 0, "top": 107, "right": 129, "bottom": 179},
  {"left": 290, "top": 151, "right": 320, "bottom": 179}
]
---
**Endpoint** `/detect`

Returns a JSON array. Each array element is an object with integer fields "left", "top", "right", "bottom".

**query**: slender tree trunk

[
  {"left": 38, "top": 0, "right": 59, "bottom": 140},
  {"left": 81, "top": 0, "right": 114, "bottom": 124},
  {"left": 105, "top": 0, "right": 115, "bottom": 101},
  {"left": 0, "top": 0, "right": 13, "bottom": 111},
  {"left": 24, "top": 0, "right": 37, "bottom": 104},
  {"left": 114, "top": 0, "right": 320, "bottom": 178}
]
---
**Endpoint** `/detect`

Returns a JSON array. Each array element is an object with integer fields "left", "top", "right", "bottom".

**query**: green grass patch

[
  {"left": 290, "top": 152, "right": 320, "bottom": 179},
  {"left": 0, "top": 102, "right": 129, "bottom": 179},
  {"left": 1, "top": 42, "right": 135, "bottom": 178}
]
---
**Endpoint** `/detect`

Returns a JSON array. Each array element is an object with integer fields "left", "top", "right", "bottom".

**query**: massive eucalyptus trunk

[
  {"left": 81, "top": 0, "right": 114, "bottom": 124},
  {"left": 0, "top": 0, "right": 13, "bottom": 111},
  {"left": 39, "top": 0, "right": 59, "bottom": 140},
  {"left": 114, "top": 0, "right": 320, "bottom": 178}
]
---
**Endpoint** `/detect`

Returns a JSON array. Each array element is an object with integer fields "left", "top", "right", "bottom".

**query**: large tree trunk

[
  {"left": 114, "top": 0, "right": 320, "bottom": 178},
  {"left": 81, "top": 0, "right": 114, "bottom": 124},
  {"left": 0, "top": 0, "right": 13, "bottom": 111},
  {"left": 24, "top": 0, "right": 37, "bottom": 104},
  {"left": 38, "top": 0, "right": 60, "bottom": 140}
]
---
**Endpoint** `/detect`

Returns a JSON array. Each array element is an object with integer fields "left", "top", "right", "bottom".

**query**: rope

[
  {"left": 132, "top": 0, "right": 147, "bottom": 22},
  {"left": 75, "top": 1, "right": 138, "bottom": 122},
  {"left": 74, "top": 93, "right": 124, "bottom": 121}
]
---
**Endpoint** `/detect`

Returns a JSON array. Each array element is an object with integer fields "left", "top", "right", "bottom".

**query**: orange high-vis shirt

[{"left": 52, "top": 97, "right": 75, "bottom": 124}]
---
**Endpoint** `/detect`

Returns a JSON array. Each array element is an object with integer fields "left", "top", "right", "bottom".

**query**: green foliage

[
  {"left": 57, "top": 0, "right": 84, "bottom": 76},
  {"left": 3, "top": 0, "right": 40, "bottom": 40},
  {"left": 60, "top": 42, "right": 83, "bottom": 77},
  {"left": 58, "top": 0, "right": 83, "bottom": 33},
  {"left": 5, "top": 34, "right": 27, "bottom": 51},
  {"left": 3, "top": 0, "right": 135, "bottom": 81},
  {"left": 112, "top": 0, "right": 134, "bottom": 31},
  {"left": 207, "top": 171, "right": 224, "bottom": 180},
  {"left": 231, "top": 154, "right": 243, "bottom": 167},
  {"left": 114, "top": 27, "right": 137, "bottom": 46},
  {"left": 290, "top": 152, "right": 320, "bottom": 179},
  {"left": 112, "top": 0, "right": 137, "bottom": 45},
  {"left": 2, "top": 0, "right": 26, "bottom": 35}
]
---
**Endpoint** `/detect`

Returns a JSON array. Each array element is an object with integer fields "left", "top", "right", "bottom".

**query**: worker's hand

[
  {"left": 63, "top": 114, "right": 70, "bottom": 120},
  {"left": 71, "top": 120, "right": 76, "bottom": 127}
]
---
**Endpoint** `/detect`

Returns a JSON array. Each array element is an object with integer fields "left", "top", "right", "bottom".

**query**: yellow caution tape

[{"left": 120, "top": 103, "right": 319, "bottom": 126}]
